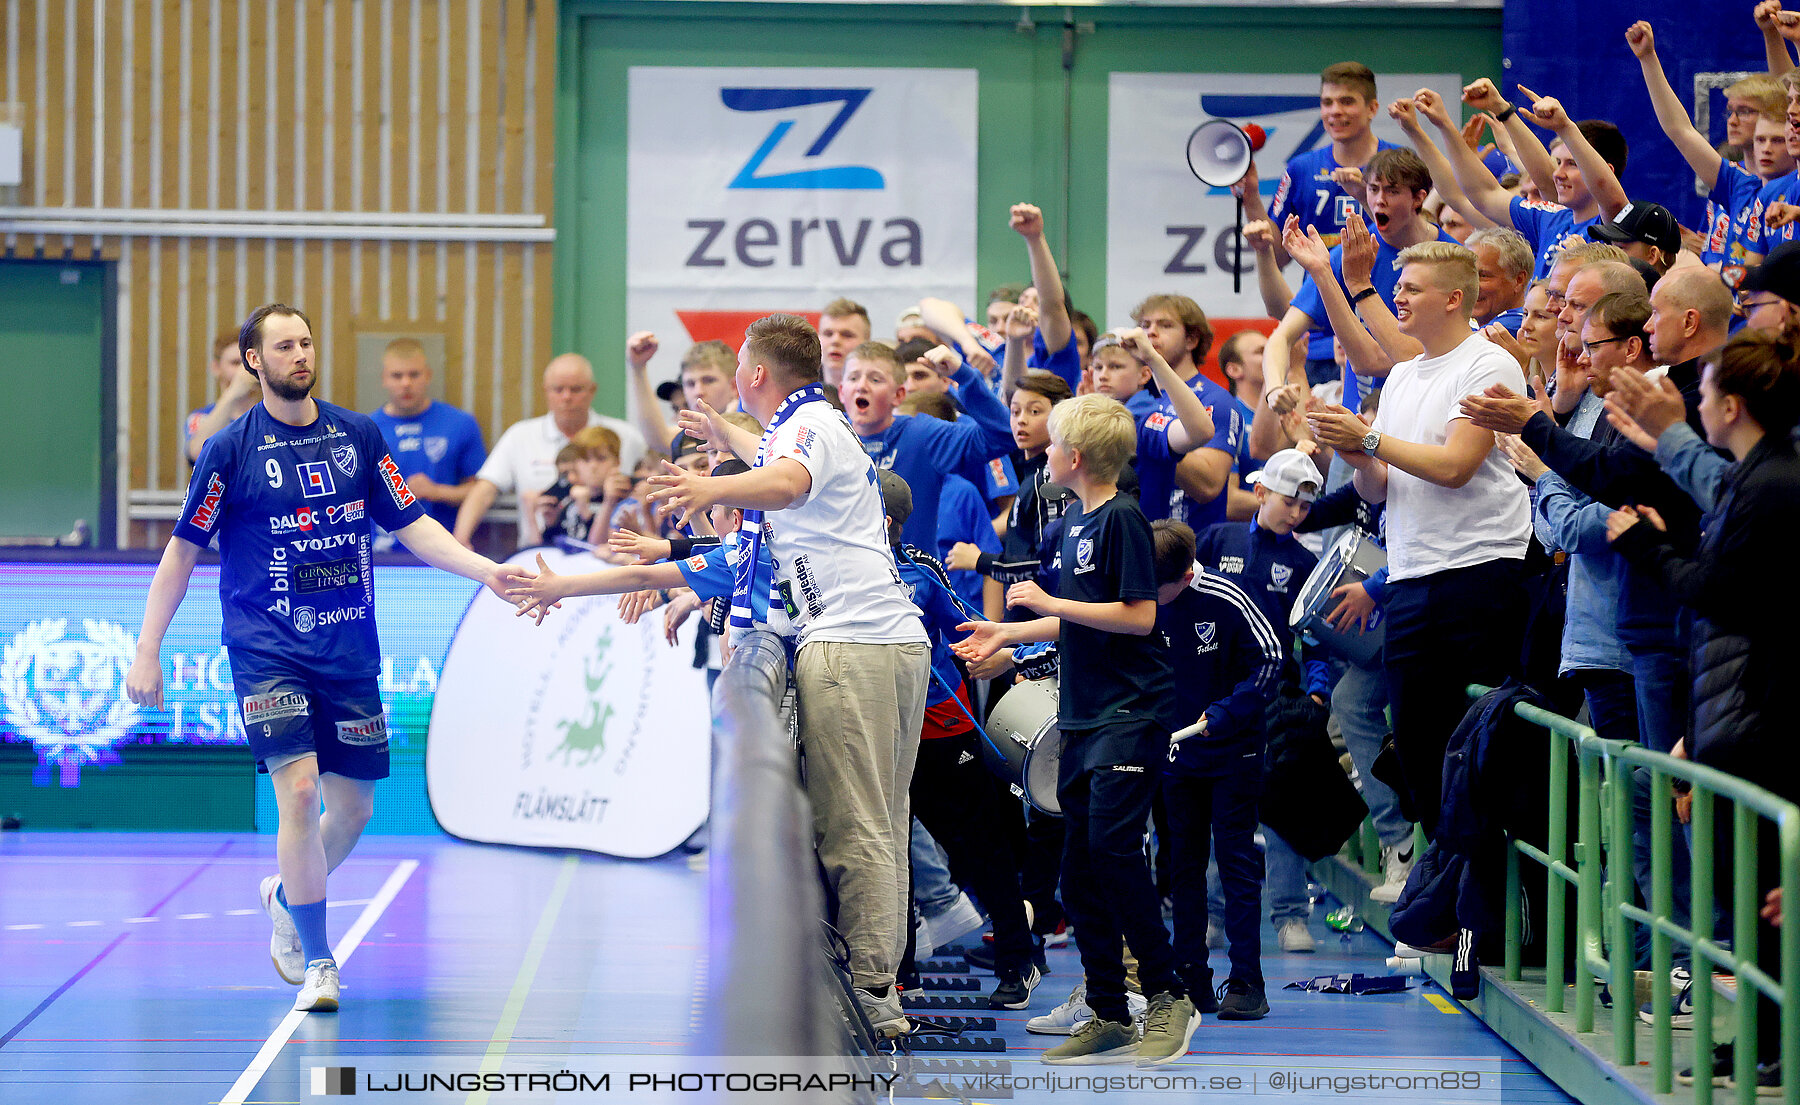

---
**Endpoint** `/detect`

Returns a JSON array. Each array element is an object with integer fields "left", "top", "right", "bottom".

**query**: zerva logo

[{"left": 721, "top": 88, "right": 884, "bottom": 191}]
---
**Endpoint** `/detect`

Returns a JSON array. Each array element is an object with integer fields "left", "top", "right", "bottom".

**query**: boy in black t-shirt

[{"left": 954, "top": 394, "right": 1197, "bottom": 1067}]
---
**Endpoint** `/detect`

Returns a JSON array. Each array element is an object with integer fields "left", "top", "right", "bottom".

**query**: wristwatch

[{"left": 1360, "top": 429, "right": 1381, "bottom": 455}]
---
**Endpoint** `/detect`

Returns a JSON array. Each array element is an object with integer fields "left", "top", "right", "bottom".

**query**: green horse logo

[{"left": 553, "top": 628, "right": 615, "bottom": 765}]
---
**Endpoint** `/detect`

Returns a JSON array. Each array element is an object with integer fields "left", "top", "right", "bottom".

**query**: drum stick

[{"left": 1171, "top": 717, "right": 1206, "bottom": 743}]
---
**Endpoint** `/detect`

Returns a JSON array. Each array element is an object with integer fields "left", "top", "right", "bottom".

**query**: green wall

[
  {"left": 554, "top": 1, "right": 1503, "bottom": 411},
  {"left": 0, "top": 259, "right": 112, "bottom": 543}
]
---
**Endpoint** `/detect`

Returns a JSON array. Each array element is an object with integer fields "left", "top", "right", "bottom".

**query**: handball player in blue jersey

[{"left": 125, "top": 304, "right": 527, "bottom": 1013}]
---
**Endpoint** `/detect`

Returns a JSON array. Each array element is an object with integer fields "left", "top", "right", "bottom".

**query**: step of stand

[
  {"left": 901, "top": 993, "right": 986, "bottom": 1010},
  {"left": 919, "top": 958, "right": 972, "bottom": 975},
  {"left": 918, "top": 976, "right": 979, "bottom": 991},
  {"left": 902, "top": 1034, "right": 1006, "bottom": 1053},
  {"left": 909, "top": 1015, "right": 998, "bottom": 1032}
]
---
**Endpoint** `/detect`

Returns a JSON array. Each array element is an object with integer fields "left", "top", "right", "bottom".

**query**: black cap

[
  {"left": 1741, "top": 242, "right": 1800, "bottom": 307},
  {"left": 1587, "top": 201, "right": 1681, "bottom": 257},
  {"left": 876, "top": 468, "right": 913, "bottom": 528},
  {"left": 655, "top": 379, "right": 682, "bottom": 402}
]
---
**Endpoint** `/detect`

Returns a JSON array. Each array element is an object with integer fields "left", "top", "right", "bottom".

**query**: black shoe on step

[{"left": 1215, "top": 978, "right": 1269, "bottom": 1020}]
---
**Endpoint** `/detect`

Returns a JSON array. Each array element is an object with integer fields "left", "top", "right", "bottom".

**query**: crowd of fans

[{"left": 171, "top": 22, "right": 1800, "bottom": 1079}]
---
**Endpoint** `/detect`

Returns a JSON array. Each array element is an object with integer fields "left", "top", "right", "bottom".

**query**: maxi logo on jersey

[
  {"left": 189, "top": 473, "right": 226, "bottom": 532},
  {"left": 378, "top": 455, "right": 416, "bottom": 509}
]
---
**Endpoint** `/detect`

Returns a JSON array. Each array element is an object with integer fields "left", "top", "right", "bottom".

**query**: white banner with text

[
  {"left": 427, "top": 548, "right": 710, "bottom": 858},
  {"left": 626, "top": 66, "right": 979, "bottom": 387}
]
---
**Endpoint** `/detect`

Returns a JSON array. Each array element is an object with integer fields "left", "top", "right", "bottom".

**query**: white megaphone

[{"left": 1185, "top": 120, "right": 1268, "bottom": 293}]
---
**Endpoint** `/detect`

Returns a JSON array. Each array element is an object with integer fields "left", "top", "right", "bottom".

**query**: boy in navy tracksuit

[
  {"left": 1194, "top": 448, "right": 1331, "bottom": 955},
  {"left": 1153, "top": 519, "right": 1284, "bottom": 1019}
]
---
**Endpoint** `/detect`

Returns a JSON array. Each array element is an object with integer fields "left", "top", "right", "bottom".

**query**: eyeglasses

[
  {"left": 1727, "top": 105, "right": 1764, "bottom": 119},
  {"left": 1738, "top": 297, "right": 1784, "bottom": 314},
  {"left": 1544, "top": 290, "right": 1568, "bottom": 308},
  {"left": 1580, "top": 336, "right": 1634, "bottom": 353}
]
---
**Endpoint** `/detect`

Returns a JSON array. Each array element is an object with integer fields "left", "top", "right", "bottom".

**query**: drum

[
  {"left": 979, "top": 676, "right": 1062, "bottom": 815},
  {"left": 1290, "top": 529, "right": 1387, "bottom": 667}
]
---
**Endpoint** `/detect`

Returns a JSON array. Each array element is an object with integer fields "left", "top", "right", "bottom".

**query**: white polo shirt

[
  {"left": 761, "top": 401, "right": 928, "bottom": 647},
  {"left": 476, "top": 411, "right": 647, "bottom": 497},
  {"left": 1372, "top": 334, "right": 1531, "bottom": 582}
]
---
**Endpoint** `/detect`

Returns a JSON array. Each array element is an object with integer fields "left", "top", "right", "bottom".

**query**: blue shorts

[{"left": 230, "top": 648, "right": 391, "bottom": 780}]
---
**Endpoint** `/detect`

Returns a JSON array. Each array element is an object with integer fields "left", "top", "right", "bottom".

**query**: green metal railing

[{"left": 1472, "top": 686, "right": 1800, "bottom": 1105}]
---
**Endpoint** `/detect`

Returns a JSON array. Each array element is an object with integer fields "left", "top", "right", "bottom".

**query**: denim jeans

[
  {"left": 1205, "top": 827, "right": 1311, "bottom": 924},
  {"left": 910, "top": 820, "right": 961, "bottom": 917},
  {"left": 1333, "top": 660, "right": 1410, "bottom": 848}
]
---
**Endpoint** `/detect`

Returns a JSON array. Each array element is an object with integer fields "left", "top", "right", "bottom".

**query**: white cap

[{"left": 1247, "top": 449, "right": 1325, "bottom": 502}]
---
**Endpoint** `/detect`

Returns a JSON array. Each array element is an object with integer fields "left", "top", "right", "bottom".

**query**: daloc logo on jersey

[
  {"left": 331, "top": 444, "right": 358, "bottom": 478},
  {"left": 298, "top": 461, "right": 337, "bottom": 499},
  {"left": 1, "top": 618, "right": 142, "bottom": 784},
  {"left": 721, "top": 88, "right": 885, "bottom": 191}
]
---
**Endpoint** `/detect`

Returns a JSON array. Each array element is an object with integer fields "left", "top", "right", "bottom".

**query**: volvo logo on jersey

[{"left": 625, "top": 65, "right": 976, "bottom": 382}]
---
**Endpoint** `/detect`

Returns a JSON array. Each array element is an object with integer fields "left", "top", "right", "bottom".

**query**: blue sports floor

[{"left": 0, "top": 832, "right": 1578, "bottom": 1104}]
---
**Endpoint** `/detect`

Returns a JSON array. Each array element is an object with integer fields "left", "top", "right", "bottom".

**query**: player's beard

[{"left": 263, "top": 370, "right": 317, "bottom": 403}]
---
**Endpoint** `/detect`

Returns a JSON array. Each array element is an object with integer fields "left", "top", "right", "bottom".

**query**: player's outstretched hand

[
  {"left": 662, "top": 590, "right": 702, "bottom": 646},
  {"left": 500, "top": 553, "right": 564, "bottom": 626},
  {"left": 125, "top": 654, "right": 165, "bottom": 710}
]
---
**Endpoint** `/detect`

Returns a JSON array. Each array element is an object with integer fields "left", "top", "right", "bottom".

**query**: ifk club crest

[{"left": 0, "top": 618, "right": 142, "bottom": 783}]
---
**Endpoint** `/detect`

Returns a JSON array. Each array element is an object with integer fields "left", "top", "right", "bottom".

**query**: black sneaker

[
  {"left": 1677, "top": 1043, "right": 1733, "bottom": 1088},
  {"left": 1182, "top": 964, "right": 1218, "bottom": 1014},
  {"left": 1214, "top": 978, "right": 1269, "bottom": 1020},
  {"left": 989, "top": 964, "right": 1041, "bottom": 1010},
  {"left": 962, "top": 943, "right": 996, "bottom": 972}
]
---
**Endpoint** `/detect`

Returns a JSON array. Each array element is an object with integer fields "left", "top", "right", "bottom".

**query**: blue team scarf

[{"left": 729, "top": 383, "right": 828, "bottom": 630}]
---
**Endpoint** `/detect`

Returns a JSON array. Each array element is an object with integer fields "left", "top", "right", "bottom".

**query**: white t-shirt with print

[
  {"left": 762, "top": 401, "right": 928, "bottom": 647},
  {"left": 1372, "top": 334, "right": 1531, "bottom": 582}
]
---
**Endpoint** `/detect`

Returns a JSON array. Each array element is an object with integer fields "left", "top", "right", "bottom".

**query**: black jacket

[
  {"left": 1613, "top": 434, "right": 1800, "bottom": 793},
  {"left": 1518, "top": 358, "right": 1708, "bottom": 646}
]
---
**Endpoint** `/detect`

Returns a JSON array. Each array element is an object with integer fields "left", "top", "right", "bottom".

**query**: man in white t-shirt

[
  {"left": 452, "top": 353, "right": 646, "bottom": 549},
  {"left": 1307, "top": 241, "right": 1529, "bottom": 838},
  {"left": 647, "top": 314, "right": 930, "bottom": 1038}
]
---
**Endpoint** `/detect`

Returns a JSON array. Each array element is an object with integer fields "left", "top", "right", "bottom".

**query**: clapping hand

[{"left": 1282, "top": 215, "right": 1335, "bottom": 276}]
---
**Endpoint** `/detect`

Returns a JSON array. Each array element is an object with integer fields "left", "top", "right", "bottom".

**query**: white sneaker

[
  {"left": 1277, "top": 918, "right": 1316, "bottom": 953},
  {"left": 1028, "top": 984, "right": 1093, "bottom": 1035},
  {"left": 1027, "top": 984, "right": 1149, "bottom": 1035},
  {"left": 922, "top": 892, "right": 985, "bottom": 949},
  {"left": 294, "top": 959, "right": 340, "bottom": 1012},
  {"left": 854, "top": 987, "right": 910, "bottom": 1038},
  {"left": 912, "top": 910, "right": 936, "bottom": 966},
  {"left": 260, "top": 876, "right": 305, "bottom": 985},
  {"left": 1369, "top": 842, "right": 1415, "bottom": 904}
]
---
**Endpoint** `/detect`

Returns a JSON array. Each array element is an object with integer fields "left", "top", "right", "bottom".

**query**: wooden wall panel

[{"left": 0, "top": 0, "right": 561, "bottom": 547}]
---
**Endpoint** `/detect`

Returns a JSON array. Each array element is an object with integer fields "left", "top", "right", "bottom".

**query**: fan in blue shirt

[
  {"left": 1263, "top": 149, "right": 1458, "bottom": 413},
  {"left": 368, "top": 364, "right": 487, "bottom": 531},
  {"left": 842, "top": 342, "right": 1017, "bottom": 550}
]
